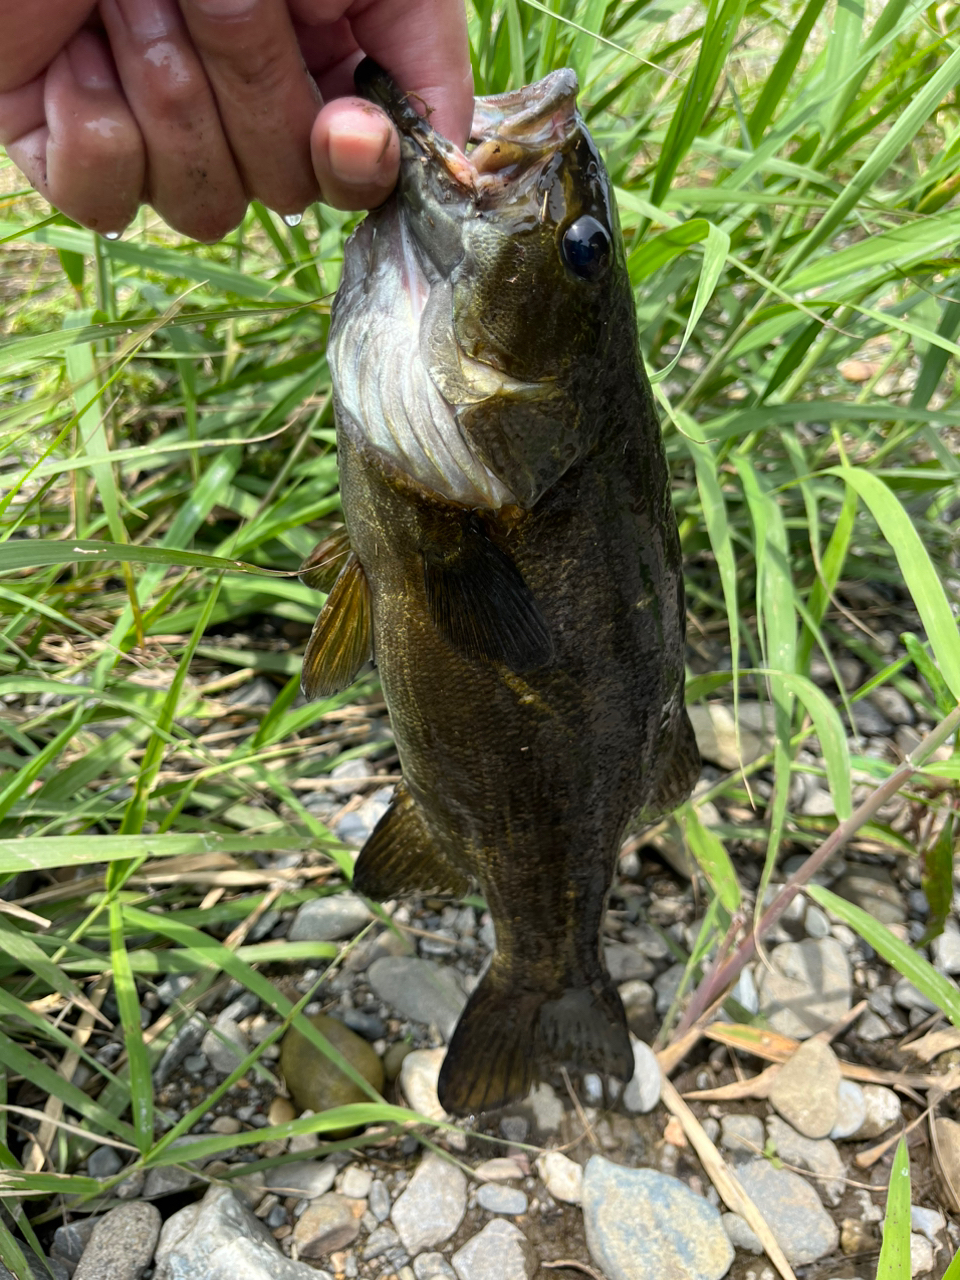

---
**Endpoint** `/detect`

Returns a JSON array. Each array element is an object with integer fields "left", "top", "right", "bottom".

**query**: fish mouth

[{"left": 354, "top": 59, "right": 580, "bottom": 196}]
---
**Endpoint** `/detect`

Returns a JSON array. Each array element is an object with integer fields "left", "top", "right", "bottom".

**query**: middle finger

[{"left": 177, "top": 0, "right": 322, "bottom": 218}]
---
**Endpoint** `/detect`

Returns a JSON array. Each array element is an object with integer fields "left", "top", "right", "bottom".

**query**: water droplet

[
  {"left": 282, "top": 212, "right": 303, "bottom": 227},
  {"left": 103, "top": 231, "right": 121, "bottom": 240}
]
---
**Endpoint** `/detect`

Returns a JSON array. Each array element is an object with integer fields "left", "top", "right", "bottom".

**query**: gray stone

[
  {"left": 719, "top": 1113, "right": 763, "bottom": 1156},
  {"left": 933, "top": 924, "right": 960, "bottom": 975},
  {"left": 581, "top": 1156, "right": 733, "bottom": 1280},
  {"left": 526, "top": 1082, "right": 563, "bottom": 1134},
  {"left": 830, "top": 1080, "right": 867, "bottom": 1140},
  {"left": 731, "top": 1159, "right": 839, "bottom": 1265},
  {"left": 910, "top": 1233, "right": 935, "bottom": 1276},
  {"left": 732, "top": 966, "right": 759, "bottom": 1015},
  {"left": 894, "top": 977, "right": 940, "bottom": 1013},
  {"left": 687, "top": 702, "right": 773, "bottom": 770},
  {"left": 535, "top": 1151, "right": 583, "bottom": 1204},
  {"left": 653, "top": 962, "right": 687, "bottom": 1016},
  {"left": 340, "top": 1165, "right": 373, "bottom": 1199},
  {"left": 604, "top": 942, "right": 655, "bottom": 982},
  {"left": 768, "top": 1038, "right": 841, "bottom": 1137},
  {"left": 0, "top": 1255, "right": 69, "bottom": 1280},
  {"left": 476, "top": 1184, "right": 528, "bottom": 1215},
  {"left": 289, "top": 893, "right": 373, "bottom": 943},
  {"left": 327, "top": 756, "right": 375, "bottom": 796},
  {"left": 291, "top": 1194, "right": 359, "bottom": 1257},
  {"left": 766, "top": 1117, "right": 845, "bottom": 1205},
  {"left": 369, "top": 1179, "right": 391, "bottom": 1222},
  {"left": 850, "top": 699, "right": 894, "bottom": 736},
  {"left": 869, "top": 686, "right": 914, "bottom": 726},
  {"left": 622, "top": 922, "right": 670, "bottom": 960},
  {"left": 622, "top": 1038, "right": 661, "bottom": 1113},
  {"left": 265, "top": 1159, "right": 338, "bottom": 1198},
  {"left": 499, "top": 1115, "right": 528, "bottom": 1142},
  {"left": 87, "top": 1145, "right": 123, "bottom": 1178},
  {"left": 413, "top": 1254, "right": 456, "bottom": 1280},
  {"left": 363, "top": 1226, "right": 400, "bottom": 1260},
  {"left": 834, "top": 865, "right": 906, "bottom": 925},
  {"left": 143, "top": 1165, "right": 195, "bottom": 1198},
  {"left": 74, "top": 1203, "right": 160, "bottom": 1280},
  {"left": 156, "top": 975, "right": 193, "bottom": 1006},
  {"left": 202, "top": 1015, "right": 250, "bottom": 1075},
  {"left": 850, "top": 1084, "right": 902, "bottom": 1139},
  {"left": 391, "top": 1151, "right": 467, "bottom": 1255},
  {"left": 857, "top": 1010, "right": 893, "bottom": 1041},
  {"left": 721, "top": 1213, "right": 763, "bottom": 1254},
  {"left": 368, "top": 957, "right": 466, "bottom": 1041},
  {"left": 801, "top": 782, "right": 836, "bottom": 817},
  {"left": 911, "top": 1206, "right": 945, "bottom": 1244},
  {"left": 155, "top": 1185, "right": 319, "bottom": 1279},
  {"left": 399, "top": 1048, "right": 446, "bottom": 1121},
  {"left": 451, "top": 1220, "right": 534, "bottom": 1280},
  {"left": 475, "top": 1158, "right": 523, "bottom": 1181},
  {"left": 227, "top": 677, "right": 277, "bottom": 709},
  {"left": 756, "top": 937, "right": 851, "bottom": 1039},
  {"left": 52, "top": 1218, "right": 99, "bottom": 1266},
  {"left": 619, "top": 979, "right": 656, "bottom": 1028},
  {"left": 804, "top": 904, "right": 832, "bottom": 938},
  {"left": 154, "top": 1014, "right": 205, "bottom": 1085}
]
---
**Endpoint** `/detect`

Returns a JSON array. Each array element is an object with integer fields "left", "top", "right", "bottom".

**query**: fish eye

[{"left": 560, "top": 216, "right": 611, "bottom": 282}]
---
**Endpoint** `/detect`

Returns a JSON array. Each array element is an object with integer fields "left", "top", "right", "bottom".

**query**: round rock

[
  {"left": 719, "top": 1113, "right": 763, "bottom": 1156},
  {"left": 851, "top": 1084, "right": 902, "bottom": 1139},
  {"left": 830, "top": 1080, "right": 867, "bottom": 1140},
  {"left": 391, "top": 1151, "right": 467, "bottom": 1255},
  {"left": 74, "top": 1203, "right": 160, "bottom": 1280},
  {"left": 582, "top": 1156, "right": 733, "bottom": 1280},
  {"left": 535, "top": 1152, "right": 582, "bottom": 1204},
  {"left": 279, "top": 1013, "right": 384, "bottom": 1119},
  {"left": 756, "top": 938, "right": 851, "bottom": 1039},
  {"left": 622, "top": 1038, "right": 661, "bottom": 1114},
  {"left": 769, "top": 1038, "right": 841, "bottom": 1138},
  {"left": 476, "top": 1184, "right": 527, "bottom": 1216},
  {"left": 292, "top": 1194, "right": 360, "bottom": 1258},
  {"left": 451, "top": 1219, "right": 534, "bottom": 1280},
  {"left": 731, "top": 1159, "right": 839, "bottom": 1265},
  {"left": 368, "top": 957, "right": 466, "bottom": 1041},
  {"left": 289, "top": 893, "right": 372, "bottom": 942}
]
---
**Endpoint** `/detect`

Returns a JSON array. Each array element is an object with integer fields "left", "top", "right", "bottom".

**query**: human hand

[{"left": 0, "top": 0, "right": 473, "bottom": 242}]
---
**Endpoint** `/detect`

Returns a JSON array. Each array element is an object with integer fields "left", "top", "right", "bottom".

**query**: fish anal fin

[
  {"left": 353, "top": 785, "right": 468, "bottom": 900},
  {"left": 300, "top": 554, "right": 372, "bottom": 700},
  {"left": 299, "top": 528, "right": 352, "bottom": 592},
  {"left": 422, "top": 522, "right": 553, "bottom": 673},
  {"left": 437, "top": 969, "right": 632, "bottom": 1116}
]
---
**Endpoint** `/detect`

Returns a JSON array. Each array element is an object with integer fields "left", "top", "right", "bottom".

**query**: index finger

[{"left": 294, "top": 0, "right": 474, "bottom": 148}]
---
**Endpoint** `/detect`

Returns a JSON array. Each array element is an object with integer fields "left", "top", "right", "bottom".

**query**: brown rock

[
  {"left": 292, "top": 1193, "right": 361, "bottom": 1258},
  {"left": 279, "top": 1013, "right": 383, "bottom": 1125},
  {"left": 769, "top": 1038, "right": 841, "bottom": 1138}
]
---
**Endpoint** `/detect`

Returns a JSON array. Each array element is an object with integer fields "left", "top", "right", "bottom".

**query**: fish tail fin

[{"left": 437, "top": 967, "right": 632, "bottom": 1116}]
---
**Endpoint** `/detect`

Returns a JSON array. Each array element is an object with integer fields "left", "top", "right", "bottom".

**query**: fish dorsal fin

[
  {"left": 300, "top": 554, "right": 373, "bottom": 700},
  {"left": 422, "top": 521, "right": 553, "bottom": 672},
  {"left": 299, "top": 528, "right": 352, "bottom": 592},
  {"left": 353, "top": 784, "right": 469, "bottom": 899}
]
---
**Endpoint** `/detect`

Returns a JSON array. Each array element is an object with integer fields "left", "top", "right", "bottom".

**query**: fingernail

[
  {"left": 67, "top": 36, "right": 118, "bottom": 90},
  {"left": 113, "top": 0, "right": 175, "bottom": 41},
  {"left": 328, "top": 116, "right": 395, "bottom": 186},
  {"left": 188, "top": 0, "right": 258, "bottom": 15}
]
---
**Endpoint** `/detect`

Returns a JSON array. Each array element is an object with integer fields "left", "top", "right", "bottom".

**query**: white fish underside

[{"left": 333, "top": 218, "right": 522, "bottom": 510}]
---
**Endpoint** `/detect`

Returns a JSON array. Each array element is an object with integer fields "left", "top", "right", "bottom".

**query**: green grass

[{"left": 1, "top": 0, "right": 959, "bottom": 1271}]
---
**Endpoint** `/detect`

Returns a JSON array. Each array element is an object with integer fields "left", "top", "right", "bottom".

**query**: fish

[{"left": 299, "top": 59, "right": 700, "bottom": 1115}]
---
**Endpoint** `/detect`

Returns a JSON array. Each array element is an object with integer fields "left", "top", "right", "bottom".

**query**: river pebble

[
  {"left": 830, "top": 1079, "right": 867, "bottom": 1140},
  {"left": 413, "top": 1254, "right": 457, "bottom": 1280},
  {"left": 756, "top": 938, "right": 851, "bottom": 1038},
  {"left": 391, "top": 1151, "right": 467, "bottom": 1255},
  {"left": 369, "top": 1179, "right": 391, "bottom": 1222},
  {"left": 265, "top": 1159, "right": 338, "bottom": 1199},
  {"left": 932, "top": 923, "right": 960, "bottom": 975},
  {"left": 202, "top": 1014, "right": 250, "bottom": 1075},
  {"left": 833, "top": 865, "right": 906, "bottom": 925},
  {"left": 768, "top": 1037, "right": 841, "bottom": 1137},
  {"left": 535, "top": 1151, "right": 583, "bottom": 1204},
  {"left": 340, "top": 1166, "right": 373, "bottom": 1199},
  {"left": 279, "top": 1013, "right": 384, "bottom": 1116},
  {"left": 368, "top": 957, "right": 467, "bottom": 1040},
  {"left": 622, "top": 1037, "right": 661, "bottom": 1113},
  {"left": 289, "top": 893, "right": 373, "bottom": 942},
  {"left": 582, "top": 1156, "right": 733, "bottom": 1280},
  {"left": 87, "top": 1145, "right": 123, "bottom": 1178},
  {"left": 292, "top": 1194, "right": 360, "bottom": 1258},
  {"left": 451, "top": 1219, "right": 535, "bottom": 1280},
  {"left": 727, "top": 1160, "right": 839, "bottom": 1265},
  {"left": 850, "top": 1084, "right": 902, "bottom": 1139},
  {"left": 604, "top": 941, "right": 655, "bottom": 982},
  {"left": 766, "top": 1117, "right": 845, "bottom": 1205},
  {"left": 155, "top": 1186, "right": 318, "bottom": 1279},
  {"left": 719, "top": 1113, "right": 763, "bottom": 1156},
  {"left": 72, "top": 1204, "right": 160, "bottom": 1280},
  {"left": 476, "top": 1183, "right": 528, "bottom": 1215}
]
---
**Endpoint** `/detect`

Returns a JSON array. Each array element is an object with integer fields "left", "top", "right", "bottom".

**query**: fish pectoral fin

[
  {"left": 298, "top": 528, "right": 352, "bottom": 592},
  {"left": 300, "top": 553, "right": 373, "bottom": 700},
  {"left": 422, "top": 523, "right": 553, "bottom": 672},
  {"left": 353, "top": 784, "right": 469, "bottom": 900},
  {"left": 438, "top": 969, "right": 632, "bottom": 1116}
]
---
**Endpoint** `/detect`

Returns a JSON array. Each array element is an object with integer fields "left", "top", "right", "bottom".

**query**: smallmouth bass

[{"left": 300, "top": 61, "right": 699, "bottom": 1114}]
